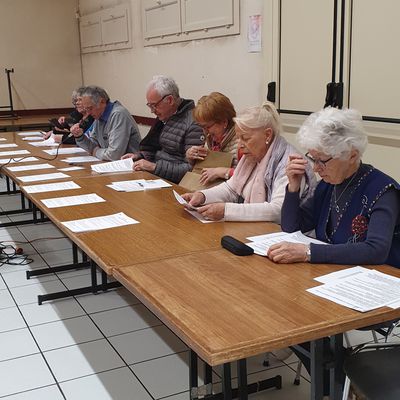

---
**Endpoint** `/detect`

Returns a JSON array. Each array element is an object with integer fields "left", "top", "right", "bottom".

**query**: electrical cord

[{"left": 0, "top": 242, "right": 33, "bottom": 267}]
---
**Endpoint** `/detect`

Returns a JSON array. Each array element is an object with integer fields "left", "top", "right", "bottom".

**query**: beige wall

[
  {"left": 79, "top": 0, "right": 275, "bottom": 118},
  {"left": 0, "top": 0, "right": 82, "bottom": 109}
]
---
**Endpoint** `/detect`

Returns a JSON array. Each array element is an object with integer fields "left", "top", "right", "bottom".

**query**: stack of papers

[
  {"left": 23, "top": 181, "right": 81, "bottom": 194},
  {"left": 108, "top": 179, "right": 172, "bottom": 192},
  {"left": 41, "top": 193, "right": 105, "bottom": 208},
  {"left": 91, "top": 158, "right": 133, "bottom": 173},
  {"left": 29, "top": 137, "right": 58, "bottom": 147},
  {"left": 173, "top": 190, "right": 215, "bottom": 224},
  {"left": 18, "top": 172, "right": 69, "bottom": 183},
  {"left": 0, "top": 157, "right": 38, "bottom": 164},
  {"left": 246, "top": 231, "right": 327, "bottom": 256},
  {"left": 6, "top": 163, "right": 55, "bottom": 172},
  {"left": 61, "top": 156, "right": 100, "bottom": 163},
  {"left": 61, "top": 212, "right": 139, "bottom": 233},
  {"left": 0, "top": 143, "right": 18, "bottom": 148},
  {"left": 309, "top": 266, "right": 400, "bottom": 312},
  {"left": 43, "top": 147, "right": 86, "bottom": 155}
]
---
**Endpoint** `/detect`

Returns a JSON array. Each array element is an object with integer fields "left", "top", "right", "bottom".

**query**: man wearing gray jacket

[
  {"left": 71, "top": 85, "right": 141, "bottom": 160},
  {"left": 122, "top": 75, "right": 204, "bottom": 183}
]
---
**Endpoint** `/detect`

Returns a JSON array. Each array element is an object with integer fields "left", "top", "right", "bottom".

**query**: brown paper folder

[{"left": 179, "top": 150, "right": 234, "bottom": 191}]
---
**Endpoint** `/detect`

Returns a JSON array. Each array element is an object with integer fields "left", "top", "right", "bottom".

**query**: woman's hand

[
  {"left": 267, "top": 242, "right": 309, "bottom": 263},
  {"left": 53, "top": 135, "right": 63, "bottom": 143},
  {"left": 197, "top": 203, "right": 225, "bottom": 221},
  {"left": 42, "top": 131, "right": 52, "bottom": 140},
  {"left": 58, "top": 116, "right": 66, "bottom": 124},
  {"left": 286, "top": 154, "right": 307, "bottom": 192},
  {"left": 133, "top": 160, "right": 156, "bottom": 172},
  {"left": 181, "top": 191, "right": 205, "bottom": 207},
  {"left": 200, "top": 167, "right": 229, "bottom": 185},
  {"left": 186, "top": 146, "right": 208, "bottom": 162}
]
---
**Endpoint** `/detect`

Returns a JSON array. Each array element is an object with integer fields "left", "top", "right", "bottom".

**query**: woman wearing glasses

[
  {"left": 182, "top": 102, "right": 316, "bottom": 222},
  {"left": 185, "top": 92, "right": 241, "bottom": 185},
  {"left": 268, "top": 107, "right": 400, "bottom": 267}
]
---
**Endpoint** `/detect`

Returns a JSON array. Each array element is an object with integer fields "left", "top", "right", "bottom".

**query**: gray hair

[
  {"left": 71, "top": 86, "right": 86, "bottom": 104},
  {"left": 146, "top": 75, "right": 180, "bottom": 99},
  {"left": 81, "top": 85, "right": 110, "bottom": 106},
  {"left": 233, "top": 101, "right": 281, "bottom": 136},
  {"left": 297, "top": 107, "right": 368, "bottom": 159}
]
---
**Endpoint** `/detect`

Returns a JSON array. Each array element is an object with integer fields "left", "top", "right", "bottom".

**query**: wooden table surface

[
  {"left": 21, "top": 171, "right": 278, "bottom": 273},
  {"left": 114, "top": 249, "right": 400, "bottom": 366}
]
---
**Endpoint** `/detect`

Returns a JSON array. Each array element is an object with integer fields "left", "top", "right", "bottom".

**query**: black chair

[{"left": 342, "top": 342, "right": 400, "bottom": 400}]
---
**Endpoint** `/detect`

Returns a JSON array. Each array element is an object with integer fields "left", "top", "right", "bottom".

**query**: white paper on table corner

[
  {"left": 23, "top": 181, "right": 81, "bottom": 194},
  {"left": 17, "top": 172, "right": 70, "bottom": 183},
  {"left": 41, "top": 193, "right": 106, "bottom": 208}
]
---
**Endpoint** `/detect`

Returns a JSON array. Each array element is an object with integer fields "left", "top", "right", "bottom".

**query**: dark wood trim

[{"left": 133, "top": 115, "right": 156, "bottom": 126}]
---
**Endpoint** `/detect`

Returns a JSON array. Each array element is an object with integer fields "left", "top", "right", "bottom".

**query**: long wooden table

[{"left": 114, "top": 251, "right": 400, "bottom": 399}]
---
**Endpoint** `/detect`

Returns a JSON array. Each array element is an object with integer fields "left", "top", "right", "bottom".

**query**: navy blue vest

[{"left": 313, "top": 166, "right": 400, "bottom": 268}]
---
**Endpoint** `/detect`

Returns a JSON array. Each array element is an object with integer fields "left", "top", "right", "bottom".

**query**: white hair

[
  {"left": 297, "top": 107, "right": 368, "bottom": 159},
  {"left": 81, "top": 85, "right": 110, "bottom": 106},
  {"left": 146, "top": 75, "right": 180, "bottom": 99},
  {"left": 233, "top": 101, "right": 281, "bottom": 136}
]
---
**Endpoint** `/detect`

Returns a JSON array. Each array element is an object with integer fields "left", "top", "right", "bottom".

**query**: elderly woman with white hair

[
  {"left": 268, "top": 107, "right": 400, "bottom": 267},
  {"left": 182, "top": 102, "right": 316, "bottom": 221}
]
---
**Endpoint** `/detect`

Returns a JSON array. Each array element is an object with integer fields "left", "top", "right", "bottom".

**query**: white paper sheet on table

[
  {"left": 7, "top": 163, "right": 55, "bottom": 172},
  {"left": 0, "top": 157, "right": 38, "bottom": 164},
  {"left": 172, "top": 190, "right": 216, "bottom": 223},
  {"left": 0, "top": 150, "right": 30, "bottom": 156},
  {"left": 58, "top": 166, "right": 85, "bottom": 171},
  {"left": 44, "top": 147, "right": 86, "bottom": 155},
  {"left": 23, "top": 181, "right": 80, "bottom": 194},
  {"left": 91, "top": 158, "right": 133, "bottom": 173},
  {"left": 246, "top": 231, "right": 327, "bottom": 256},
  {"left": 29, "top": 136, "right": 58, "bottom": 147},
  {"left": 0, "top": 143, "right": 18, "bottom": 148},
  {"left": 307, "top": 269, "right": 400, "bottom": 312},
  {"left": 314, "top": 266, "right": 370, "bottom": 284},
  {"left": 61, "top": 212, "right": 139, "bottom": 233},
  {"left": 18, "top": 172, "right": 70, "bottom": 183},
  {"left": 41, "top": 193, "right": 105, "bottom": 208},
  {"left": 61, "top": 156, "right": 100, "bottom": 163},
  {"left": 18, "top": 131, "right": 44, "bottom": 136},
  {"left": 108, "top": 179, "right": 172, "bottom": 192},
  {"left": 0, "top": 138, "right": 7, "bottom": 141},
  {"left": 22, "top": 136, "right": 43, "bottom": 141}
]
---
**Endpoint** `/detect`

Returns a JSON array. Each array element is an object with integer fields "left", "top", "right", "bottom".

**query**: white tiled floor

[{"left": 0, "top": 178, "right": 396, "bottom": 399}]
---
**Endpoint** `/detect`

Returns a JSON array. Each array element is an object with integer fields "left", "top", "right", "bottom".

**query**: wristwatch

[{"left": 305, "top": 245, "right": 311, "bottom": 262}]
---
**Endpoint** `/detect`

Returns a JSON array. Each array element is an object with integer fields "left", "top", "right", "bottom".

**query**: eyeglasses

[
  {"left": 199, "top": 122, "right": 216, "bottom": 132},
  {"left": 305, "top": 152, "right": 333, "bottom": 168},
  {"left": 146, "top": 94, "right": 171, "bottom": 110}
]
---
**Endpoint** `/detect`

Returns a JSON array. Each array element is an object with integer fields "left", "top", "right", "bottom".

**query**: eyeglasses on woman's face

[{"left": 305, "top": 152, "right": 333, "bottom": 168}]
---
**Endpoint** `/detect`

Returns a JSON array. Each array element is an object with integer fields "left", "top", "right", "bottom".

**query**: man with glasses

[
  {"left": 71, "top": 85, "right": 141, "bottom": 160},
  {"left": 122, "top": 75, "right": 204, "bottom": 183}
]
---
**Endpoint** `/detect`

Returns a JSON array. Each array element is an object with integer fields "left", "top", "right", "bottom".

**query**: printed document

[
  {"left": 0, "top": 143, "right": 18, "bottom": 148},
  {"left": 23, "top": 181, "right": 80, "bottom": 194},
  {"left": 58, "top": 166, "right": 85, "bottom": 172},
  {"left": 0, "top": 150, "right": 30, "bottom": 156},
  {"left": 41, "top": 193, "right": 105, "bottom": 208},
  {"left": 18, "top": 172, "right": 70, "bottom": 183},
  {"left": 22, "top": 136, "right": 43, "bottom": 141},
  {"left": 91, "top": 158, "right": 133, "bottom": 173},
  {"left": 61, "top": 212, "right": 139, "bottom": 233},
  {"left": 44, "top": 147, "right": 86, "bottom": 155},
  {"left": 173, "top": 190, "right": 216, "bottom": 223},
  {"left": 308, "top": 269, "right": 400, "bottom": 312},
  {"left": 0, "top": 157, "right": 38, "bottom": 164},
  {"left": 61, "top": 156, "right": 100, "bottom": 163},
  {"left": 108, "top": 179, "right": 172, "bottom": 192},
  {"left": 18, "top": 131, "right": 44, "bottom": 136},
  {"left": 7, "top": 163, "right": 55, "bottom": 172}
]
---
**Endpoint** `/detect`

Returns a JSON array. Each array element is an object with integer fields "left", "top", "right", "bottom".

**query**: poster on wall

[{"left": 248, "top": 15, "right": 262, "bottom": 53}]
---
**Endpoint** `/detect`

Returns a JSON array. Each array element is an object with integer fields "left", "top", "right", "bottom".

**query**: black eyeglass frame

[
  {"left": 305, "top": 152, "right": 333, "bottom": 168},
  {"left": 146, "top": 94, "right": 171, "bottom": 110}
]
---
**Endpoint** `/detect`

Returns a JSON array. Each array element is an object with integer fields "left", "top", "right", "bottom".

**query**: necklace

[{"left": 333, "top": 171, "right": 358, "bottom": 213}]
